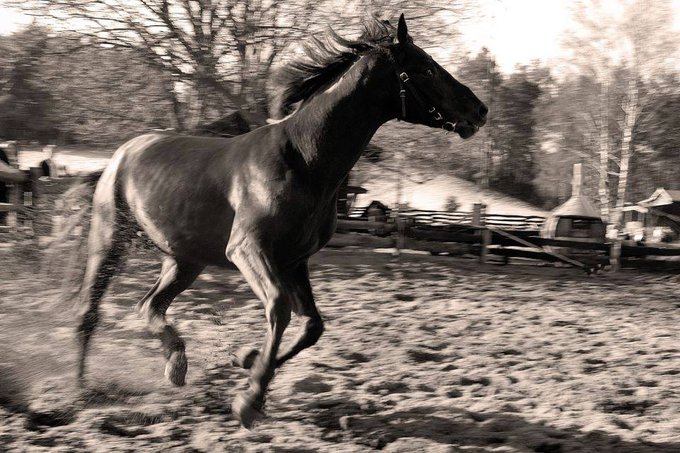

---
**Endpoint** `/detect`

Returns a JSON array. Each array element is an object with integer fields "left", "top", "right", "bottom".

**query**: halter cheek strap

[{"left": 396, "top": 70, "right": 454, "bottom": 131}]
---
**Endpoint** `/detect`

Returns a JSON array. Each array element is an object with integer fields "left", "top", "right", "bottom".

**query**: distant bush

[
  {"left": 397, "top": 201, "right": 412, "bottom": 211},
  {"left": 444, "top": 196, "right": 460, "bottom": 212}
]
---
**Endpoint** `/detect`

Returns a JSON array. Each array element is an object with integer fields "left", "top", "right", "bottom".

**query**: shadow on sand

[{"left": 305, "top": 401, "right": 678, "bottom": 453}]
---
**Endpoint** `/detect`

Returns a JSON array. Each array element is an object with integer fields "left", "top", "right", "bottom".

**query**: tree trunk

[
  {"left": 163, "top": 79, "right": 185, "bottom": 131},
  {"left": 597, "top": 77, "right": 610, "bottom": 222},
  {"left": 613, "top": 77, "right": 639, "bottom": 229}
]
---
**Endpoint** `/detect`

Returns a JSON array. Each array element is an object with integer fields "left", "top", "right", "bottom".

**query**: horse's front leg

[
  {"left": 232, "top": 262, "right": 324, "bottom": 369},
  {"left": 227, "top": 237, "right": 292, "bottom": 428},
  {"left": 276, "top": 263, "right": 324, "bottom": 367}
]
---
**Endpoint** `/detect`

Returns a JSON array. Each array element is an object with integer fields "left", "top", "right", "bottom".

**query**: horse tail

[
  {"left": 42, "top": 169, "right": 103, "bottom": 305},
  {"left": 48, "top": 170, "right": 102, "bottom": 243}
]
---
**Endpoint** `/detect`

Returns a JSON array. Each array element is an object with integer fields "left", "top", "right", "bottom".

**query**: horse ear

[{"left": 397, "top": 13, "right": 408, "bottom": 46}]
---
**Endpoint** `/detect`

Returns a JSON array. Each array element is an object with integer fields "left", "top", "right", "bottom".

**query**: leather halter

[{"left": 396, "top": 70, "right": 455, "bottom": 131}]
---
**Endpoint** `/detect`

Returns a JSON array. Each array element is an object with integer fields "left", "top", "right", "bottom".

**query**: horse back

[{"left": 102, "top": 133, "right": 240, "bottom": 265}]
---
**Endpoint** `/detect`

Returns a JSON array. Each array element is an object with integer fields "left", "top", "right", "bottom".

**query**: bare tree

[
  {"left": 566, "top": 0, "right": 679, "bottom": 225},
  {"left": 10, "top": 0, "right": 339, "bottom": 127}
]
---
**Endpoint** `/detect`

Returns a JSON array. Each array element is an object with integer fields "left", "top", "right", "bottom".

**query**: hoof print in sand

[
  {"left": 98, "top": 411, "right": 164, "bottom": 438},
  {"left": 406, "top": 349, "right": 445, "bottom": 363},
  {"left": 459, "top": 376, "right": 491, "bottom": 386},
  {"left": 100, "top": 419, "right": 150, "bottom": 438},
  {"left": 366, "top": 381, "right": 411, "bottom": 395},
  {"left": 340, "top": 351, "right": 371, "bottom": 363},
  {"left": 597, "top": 399, "right": 656, "bottom": 415},
  {"left": 292, "top": 375, "right": 333, "bottom": 394},
  {"left": 533, "top": 441, "right": 564, "bottom": 453}
]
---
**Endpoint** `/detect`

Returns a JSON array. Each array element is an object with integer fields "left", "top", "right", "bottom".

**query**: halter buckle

[
  {"left": 433, "top": 112, "right": 443, "bottom": 121},
  {"left": 399, "top": 72, "right": 410, "bottom": 83}
]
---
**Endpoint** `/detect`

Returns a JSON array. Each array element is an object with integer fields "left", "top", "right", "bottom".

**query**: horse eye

[{"left": 426, "top": 69, "right": 434, "bottom": 77}]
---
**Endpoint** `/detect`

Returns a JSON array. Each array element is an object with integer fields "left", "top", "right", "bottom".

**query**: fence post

[
  {"left": 7, "top": 182, "right": 21, "bottom": 227},
  {"left": 30, "top": 168, "right": 51, "bottom": 237},
  {"left": 480, "top": 229, "right": 491, "bottom": 263},
  {"left": 472, "top": 203, "right": 485, "bottom": 227},
  {"left": 610, "top": 239, "right": 622, "bottom": 272},
  {"left": 473, "top": 203, "right": 490, "bottom": 263},
  {"left": 396, "top": 216, "right": 413, "bottom": 253}
]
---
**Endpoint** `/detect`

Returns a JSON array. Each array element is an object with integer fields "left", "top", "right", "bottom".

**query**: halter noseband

[{"left": 396, "top": 70, "right": 455, "bottom": 131}]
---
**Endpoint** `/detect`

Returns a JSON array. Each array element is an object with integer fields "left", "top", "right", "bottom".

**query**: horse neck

[{"left": 285, "top": 53, "right": 396, "bottom": 194}]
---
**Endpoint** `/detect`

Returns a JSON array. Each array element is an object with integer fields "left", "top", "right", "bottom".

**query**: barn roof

[
  {"left": 669, "top": 190, "right": 680, "bottom": 201},
  {"left": 639, "top": 188, "right": 680, "bottom": 207},
  {"left": 549, "top": 195, "right": 601, "bottom": 219}
]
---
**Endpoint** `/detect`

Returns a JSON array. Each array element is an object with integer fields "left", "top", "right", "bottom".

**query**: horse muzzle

[{"left": 451, "top": 119, "right": 479, "bottom": 139}]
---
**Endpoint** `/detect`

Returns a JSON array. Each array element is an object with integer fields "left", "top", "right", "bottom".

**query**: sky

[
  {"left": 457, "top": 0, "right": 680, "bottom": 73},
  {"left": 456, "top": 0, "right": 576, "bottom": 73},
  {"left": 1, "top": 0, "right": 679, "bottom": 74},
  {"left": 0, "top": 5, "right": 31, "bottom": 35}
]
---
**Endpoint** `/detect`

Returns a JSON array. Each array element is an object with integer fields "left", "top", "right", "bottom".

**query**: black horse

[{"left": 75, "top": 15, "right": 487, "bottom": 427}]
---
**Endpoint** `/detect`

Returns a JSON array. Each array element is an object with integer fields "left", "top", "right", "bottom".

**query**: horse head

[{"left": 389, "top": 14, "right": 488, "bottom": 139}]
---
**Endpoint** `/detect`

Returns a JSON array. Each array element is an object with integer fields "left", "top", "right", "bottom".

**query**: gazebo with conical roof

[{"left": 541, "top": 163, "right": 606, "bottom": 242}]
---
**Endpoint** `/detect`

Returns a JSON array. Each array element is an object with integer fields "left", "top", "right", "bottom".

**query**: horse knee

[{"left": 265, "top": 297, "right": 291, "bottom": 331}]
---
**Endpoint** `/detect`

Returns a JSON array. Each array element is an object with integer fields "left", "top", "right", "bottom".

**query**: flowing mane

[{"left": 271, "top": 19, "right": 398, "bottom": 118}]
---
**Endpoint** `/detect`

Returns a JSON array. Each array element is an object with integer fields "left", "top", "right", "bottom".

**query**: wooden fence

[
  {"left": 4, "top": 178, "right": 680, "bottom": 273},
  {"left": 0, "top": 180, "right": 25, "bottom": 231},
  {"left": 0, "top": 169, "right": 81, "bottom": 236},
  {"left": 334, "top": 206, "right": 680, "bottom": 272},
  {"left": 0, "top": 141, "right": 24, "bottom": 231},
  {"left": 349, "top": 207, "right": 545, "bottom": 230}
]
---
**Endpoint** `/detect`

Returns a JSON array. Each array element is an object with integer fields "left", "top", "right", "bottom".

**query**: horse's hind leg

[
  {"left": 76, "top": 216, "right": 127, "bottom": 386},
  {"left": 136, "top": 256, "right": 204, "bottom": 386}
]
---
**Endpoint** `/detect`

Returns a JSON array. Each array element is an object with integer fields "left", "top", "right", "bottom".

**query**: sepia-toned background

[{"left": 1, "top": 1, "right": 679, "bottom": 451}]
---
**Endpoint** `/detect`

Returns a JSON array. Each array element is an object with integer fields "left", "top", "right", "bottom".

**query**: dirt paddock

[{"left": 0, "top": 247, "right": 678, "bottom": 452}]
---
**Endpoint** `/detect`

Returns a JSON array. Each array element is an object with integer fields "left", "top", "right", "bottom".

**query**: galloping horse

[{"left": 76, "top": 15, "right": 487, "bottom": 427}]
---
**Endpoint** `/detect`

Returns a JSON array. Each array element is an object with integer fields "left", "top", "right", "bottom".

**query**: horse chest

[{"left": 286, "top": 203, "right": 337, "bottom": 256}]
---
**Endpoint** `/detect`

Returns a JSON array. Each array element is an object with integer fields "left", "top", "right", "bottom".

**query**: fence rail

[
  {"left": 349, "top": 206, "right": 545, "bottom": 230},
  {"left": 330, "top": 213, "right": 680, "bottom": 273}
]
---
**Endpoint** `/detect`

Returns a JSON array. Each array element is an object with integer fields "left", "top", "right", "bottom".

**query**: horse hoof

[
  {"left": 231, "top": 347, "right": 259, "bottom": 370},
  {"left": 165, "top": 350, "right": 188, "bottom": 386},
  {"left": 232, "top": 393, "right": 264, "bottom": 429}
]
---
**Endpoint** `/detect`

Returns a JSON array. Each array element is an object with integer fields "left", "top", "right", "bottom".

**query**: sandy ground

[{"left": 0, "top": 246, "right": 678, "bottom": 452}]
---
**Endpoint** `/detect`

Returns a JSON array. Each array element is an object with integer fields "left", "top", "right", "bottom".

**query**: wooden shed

[
  {"left": 622, "top": 188, "right": 680, "bottom": 242},
  {"left": 638, "top": 188, "right": 680, "bottom": 217},
  {"left": 541, "top": 164, "right": 606, "bottom": 242},
  {"left": 337, "top": 176, "right": 367, "bottom": 218}
]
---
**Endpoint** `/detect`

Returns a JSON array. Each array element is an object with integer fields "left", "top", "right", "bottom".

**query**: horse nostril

[{"left": 479, "top": 104, "right": 488, "bottom": 118}]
